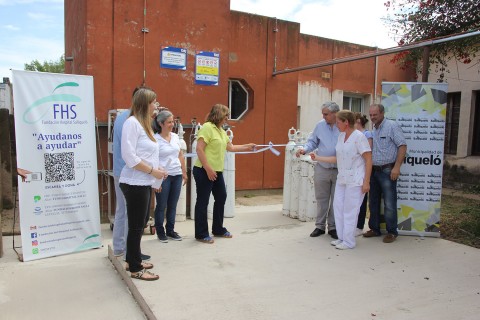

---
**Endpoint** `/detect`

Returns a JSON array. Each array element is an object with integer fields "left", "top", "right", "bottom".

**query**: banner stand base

[{"left": 397, "top": 230, "right": 441, "bottom": 238}]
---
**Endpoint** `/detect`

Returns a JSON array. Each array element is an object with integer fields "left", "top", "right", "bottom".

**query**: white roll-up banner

[
  {"left": 12, "top": 70, "right": 102, "bottom": 261},
  {"left": 382, "top": 82, "right": 448, "bottom": 237}
]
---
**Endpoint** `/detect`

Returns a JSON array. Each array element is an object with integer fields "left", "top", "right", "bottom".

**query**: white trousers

[{"left": 333, "top": 183, "right": 364, "bottom": 248}]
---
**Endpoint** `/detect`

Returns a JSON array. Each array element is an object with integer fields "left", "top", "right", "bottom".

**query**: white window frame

[
  {"left": 228, "top": 79, "right": 249, "bottom": 120},
  {"left": 343, "top": 94, "right": 365, "bottom": 113}
]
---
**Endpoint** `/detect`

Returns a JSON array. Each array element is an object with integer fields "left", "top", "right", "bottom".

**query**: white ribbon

[
  {"left": 184, "top": 141, "right": 302, "bottom": 158},
  {"left": 234, "top": 141, "right": 288, "bottom": 156}
]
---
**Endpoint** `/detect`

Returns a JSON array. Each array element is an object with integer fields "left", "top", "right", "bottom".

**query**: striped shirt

[
  {"left": 303, "top": 119, "right": 339, "bottom": 169},
  {"left": 372, "top": 118, "right": 406, "bottom": 166}
]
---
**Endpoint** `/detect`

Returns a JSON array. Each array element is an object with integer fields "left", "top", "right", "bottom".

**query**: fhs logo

[{"left": 22, "top": 82, "right": 81, "bottom": 124}]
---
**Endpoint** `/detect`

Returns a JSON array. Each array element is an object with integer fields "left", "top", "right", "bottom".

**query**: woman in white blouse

[
  {"left": 120, "top": 88, "right": 167, "bottom": 281},
  {"left": 310, "top": 110, "right": 372, "bottom": 249},
  {"left": 152, "top": 109, "right": 187, "bottom": 243}
]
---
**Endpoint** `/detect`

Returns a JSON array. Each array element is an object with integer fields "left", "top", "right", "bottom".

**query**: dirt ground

[
  {"left": 234, "top": 189, "right": 283, "bottom": 206},
  {"left": 1, "top": 206, "right": 19, "bottom": 236}
]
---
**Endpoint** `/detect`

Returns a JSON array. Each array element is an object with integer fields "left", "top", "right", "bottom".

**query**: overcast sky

[{"left": 0, "top": 0, "right": 398, "bottom": 78}]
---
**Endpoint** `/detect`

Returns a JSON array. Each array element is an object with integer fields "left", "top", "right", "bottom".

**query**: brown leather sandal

[
  {"left": 130, "top": 269, "right": 159, "bottom": 281},
  {"left": 126, "top": 262, "right": 154, "bottom": 271}
]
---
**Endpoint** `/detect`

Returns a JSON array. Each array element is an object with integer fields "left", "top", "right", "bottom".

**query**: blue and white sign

[
  {"left": 195, "top": 51, "right": 220, "bottom": 86},
  {"left": 161, "top": 47, "right": 187, "bottom": 70}
]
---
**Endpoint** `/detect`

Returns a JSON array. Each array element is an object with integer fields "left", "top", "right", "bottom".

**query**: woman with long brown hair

[{"left": 120, "top": 88, "right": 167, "bottom": 280}]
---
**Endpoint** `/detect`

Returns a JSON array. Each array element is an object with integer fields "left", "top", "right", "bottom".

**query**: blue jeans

[
  {"left": 193, "top": 166, "right": 227, "bottom": 239},
  {"left": 154, "top": 174, "right": 182, "bottom": 235},
  {"left": 113, "top": 176, "right": 128, "bottom": 256},
  {"left": 356, "top": 193, "right": 368, "bottom": 229},
  {"left": 368, "top": 167, "right": 398, "bottom": 235}
]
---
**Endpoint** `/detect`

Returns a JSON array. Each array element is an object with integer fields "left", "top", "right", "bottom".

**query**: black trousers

[
  {"left": 193, "top": 166, "right": 227, "bottom": 239},
  {"left": 120, "top": 183, "right": 151, "bottom": 273}
]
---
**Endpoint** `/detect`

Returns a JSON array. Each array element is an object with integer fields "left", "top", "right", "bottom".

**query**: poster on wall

[
  {"left": 161, "top": 46, "right": 187, "bottom": 70},
  {"left": 12, "top": 70, "right": 102, "bottom": 262},
  {"left": 195, "top": 51, "right": 220, "bottom": 86},
  {"left": 381, "top": 82, "right": 448, "bottom": 237}
]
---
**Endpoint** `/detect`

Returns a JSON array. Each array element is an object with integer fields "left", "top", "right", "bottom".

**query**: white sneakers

[
  {"left": 335, "top": 243, "right": 350, "bottom": 250},
  {"left": 330, "top": 239, "right": 351, "bottom": 249},
  {"left": 355, "top": 228, "right": 364, "bottom": 237},
  {"left": 330, "top": 239, "right": 342, "bottom": 246}
]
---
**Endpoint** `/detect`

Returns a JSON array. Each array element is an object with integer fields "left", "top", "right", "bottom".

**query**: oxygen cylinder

[
  {"left": 224, "top": 128, "right": 235, "bottom": 218},
  {"left": 288, "top": 130, "right": 303, "bottom": 219},
  {"left": 206, "top": 196, "right": 214, "bottom": 219},
  {"left": 298, "top": 156, "right": 309, "bottom": 221},
  {"left": 176, "top": 120, "right": 187, "bottom": 222},
  {"left": 282, "top": 128, "right": 297, "bottom": 216},
  {"left": 190, "top": 122, "right": 201, "bottom": 220},
  {"left": 306, "top": 156, "right": 317, "bottom": 221}
]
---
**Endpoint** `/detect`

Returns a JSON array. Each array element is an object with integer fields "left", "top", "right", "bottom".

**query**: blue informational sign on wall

[
  {"left": 161, "top": 47, "right": 187, "bottom": 70},
  {"left": 195, "top": 51, "right": 220, "bottom": 86}
]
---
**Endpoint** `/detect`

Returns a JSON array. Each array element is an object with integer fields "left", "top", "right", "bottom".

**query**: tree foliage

[
  {"left": 384, "top": 0, "right": 480, "bottom": 81},
  {"left": 24, "top": 55, "right": 65, "bottom": 73}
]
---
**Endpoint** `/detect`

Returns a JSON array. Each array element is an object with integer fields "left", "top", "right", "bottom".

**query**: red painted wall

[
  {"left": 228, "top": 12, "right": 271, "bottom": 189},
  {"left": 298, "top": 34, "right": 336, "bottom": 89},
  {"left": 298, "top": 35, "right": 414, "bottom": 96},
  {"left": 65, "top": 0, "right": 413, "bottom": 190}
]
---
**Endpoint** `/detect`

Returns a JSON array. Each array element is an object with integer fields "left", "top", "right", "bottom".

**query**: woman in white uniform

[{"left": 310, "top": 110, "right": 372, "bottom": 249}]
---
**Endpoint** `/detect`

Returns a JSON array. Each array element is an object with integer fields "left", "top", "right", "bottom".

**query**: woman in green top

[{"left": 193, "top": 104, "right": 255, "bottom": 243}]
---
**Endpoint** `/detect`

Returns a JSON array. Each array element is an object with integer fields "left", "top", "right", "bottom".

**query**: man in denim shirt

[
  {"left": 296, "top": 101, "right": 340, "bottom": 239},
  {"left": 364, "top": 104, "right": 406, "bottom": 243},
  {"left": 112, "top": 109, "right": 130, "bottom": 256}
]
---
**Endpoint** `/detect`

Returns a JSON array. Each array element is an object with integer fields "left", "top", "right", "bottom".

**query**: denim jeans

[
  {"left": 154, "top": 174, "right": 182, "bottom": 235},
  {"left": 120, "top": 183, "right": 151, "bottom": 273},
  {"left": 193, "top": 166, "right": 227, "bottom": 239},
  {"left": 356, "top": 193, "right": 368, "bottom": 229},
  {"left": 113, "top": 176, "right": 128, "bottom": 256},
  {"left": 368, "top": 167, "right": 398, "bottom": 235}
]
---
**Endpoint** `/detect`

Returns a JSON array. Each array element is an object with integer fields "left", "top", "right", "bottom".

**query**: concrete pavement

[
  {"left": 0, "top": 224, "right": 145, "bottom": 320},
  {"left": 1, "top": 203, "right": 480, "bottom": 320}
]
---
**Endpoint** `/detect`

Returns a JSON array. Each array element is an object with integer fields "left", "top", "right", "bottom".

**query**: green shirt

[{"left": 194, "top": 122, "right": 229, "bottom": 172}]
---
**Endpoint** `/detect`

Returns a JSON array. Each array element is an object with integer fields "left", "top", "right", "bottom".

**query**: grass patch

[
  {"left": 243, "top": 194, "right": 255, "bottom": 198},
  {"left": 465, "top": 185, "right": 480, "bottom": 195},
  {"left": 441, "top": 195, "right": 480, "bottom": 248}
]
